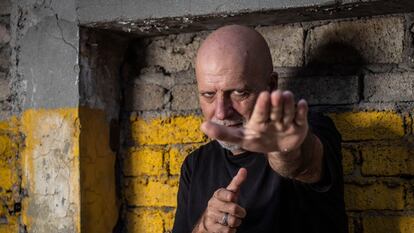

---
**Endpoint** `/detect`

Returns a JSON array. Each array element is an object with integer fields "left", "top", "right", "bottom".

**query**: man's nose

[{"left": 214, "top": 96, "right": 233, "bottom": 120}]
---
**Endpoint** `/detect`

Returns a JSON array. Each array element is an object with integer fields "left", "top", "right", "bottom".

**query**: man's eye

[
  {"left": 233, "top": 90, "right": 248, "bottom": 96},
  {"left": 201, "top": 92, "right": 215, "bottom": 98}
]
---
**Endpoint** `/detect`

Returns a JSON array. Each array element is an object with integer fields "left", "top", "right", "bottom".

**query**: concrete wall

[
  {"left": 0, "top": 1, "right": 21, "bottom": 232},
  {"left": 122, "top": 14, "right": 414, "bottom": 233}
]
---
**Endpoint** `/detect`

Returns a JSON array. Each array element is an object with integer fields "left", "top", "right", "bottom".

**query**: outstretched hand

[{"left": 201, "top": 90, "right": 309, "bottom": 154}]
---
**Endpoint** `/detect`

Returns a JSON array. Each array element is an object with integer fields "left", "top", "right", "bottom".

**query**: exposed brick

[
  {"left": 123, "top": 146, "right": 166, "bottom": 176},
  {"left": 307, "top": 17, "right": 404, "bottom": 64},
  {"left": 344, "top": 183, "right": 405, "bottom": 210},
  {"left": 171, "top": 84, "right": 199, "bottom": 110},
  {"left": 278, "top": 76, "right": 359, "bottom": 105},
  {"left": 256, "top": 25, "right": 304, "bottom": 67},
  {"left": 361, "top": 144, "right": 414, "bottom": 176},
  {"left": 131, "top": 115, "right": 206, "bottom": 145},
  {"left": 145, "top": 32, "right": 207, "bottom": 73},
  {"left": 168, "top": 144, "right": 201, "bottom": 175},
  {"left": 126, "top": 208, "right": 175, "bottom": 233},
  {"left": 362, "top": 216, "right": 414, "bottom": 233},
  {"left": 125, "top": 177, "right": 178, "bottom": 207},
  {"left": 329, "top": 111, "right": 405, "bottom": 141},
  {"left": 125, "top": 84, "right": 166, "bottom": 111},
  {"left": 364, "top": 72, "right": 414, "bottom": 102},
  {"left": 342, "top": 148, "right": 355, "bottom": 175}
]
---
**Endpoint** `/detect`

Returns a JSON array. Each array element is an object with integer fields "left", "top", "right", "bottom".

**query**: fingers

[
  {"left": 282, "top": 91, "right": 295, "bottom": 125},
  {"left": 201, "top": 121, "right": 244, "bottom": 144},
  {"left": 205, "top": 210, "right": 242, "bottom": 228},
  {"left": 250, "top": 91, "right": 271, "bottom": 124},
  {"left": 270, "top": 90, "right": 283, "bottom": 122},
  {"left": 226, "top": 168, "right": 247, "bottom": 193},
  {"left": 295, "top": 99, "right": 308, "bottom": 126}
]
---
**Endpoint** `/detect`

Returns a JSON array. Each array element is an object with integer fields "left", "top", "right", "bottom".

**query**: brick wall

[
  {"left": 0, "top": 1, "right": 22, "bottom": 232},
  {"left": 121, "top": 14, "right": 414, "bottom": 233}
]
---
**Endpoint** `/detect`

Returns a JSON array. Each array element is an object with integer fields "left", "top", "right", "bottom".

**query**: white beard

[{"left": 211, "top": 118, "right": 247, "bottom": 154}]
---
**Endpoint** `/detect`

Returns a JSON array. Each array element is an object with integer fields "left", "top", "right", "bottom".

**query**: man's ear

[{"left": 268, "top": 72, "right": 278, "bottom": 91}]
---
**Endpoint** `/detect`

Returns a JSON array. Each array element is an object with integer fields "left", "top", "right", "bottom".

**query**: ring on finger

[{"left": 218, "top": 213, "right": 229, "bottom": 226}]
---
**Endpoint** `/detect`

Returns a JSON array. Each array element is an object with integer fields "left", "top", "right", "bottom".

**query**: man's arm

[
  {"left": 267, "top": 131, "right": 324, "bottom": 183},
  {"left": 201, "top": 90, "right": 323, "bottom": 183}
]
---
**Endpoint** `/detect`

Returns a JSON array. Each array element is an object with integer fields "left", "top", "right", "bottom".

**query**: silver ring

[{"left": 219, "top": 213, "right": 229, "bottom": 226}]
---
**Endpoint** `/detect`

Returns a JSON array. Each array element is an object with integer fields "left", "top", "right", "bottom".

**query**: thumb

[{"left": 226, "top": 168, "right": 248, "bottom": 193}]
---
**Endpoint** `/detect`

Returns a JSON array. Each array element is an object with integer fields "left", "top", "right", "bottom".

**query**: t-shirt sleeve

[
  {"left": 172, "top": 153, "right": 193, "bottom": 233},
  {"left": 307, "top": 112, "right": 344, "bottom": 192}
]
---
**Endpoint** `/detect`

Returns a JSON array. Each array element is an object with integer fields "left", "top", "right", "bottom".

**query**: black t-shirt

[{"left": 172, "top": 113, "right": 348, "bottom": 233}]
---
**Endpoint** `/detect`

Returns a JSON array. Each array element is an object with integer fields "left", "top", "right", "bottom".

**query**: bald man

[{"left": 172, "top": 25, "right": 347, "bottom": 233}]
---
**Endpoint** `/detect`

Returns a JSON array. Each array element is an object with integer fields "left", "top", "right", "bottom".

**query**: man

[{"left": 172, "top": 25, "right": 347, "bottom": 233}]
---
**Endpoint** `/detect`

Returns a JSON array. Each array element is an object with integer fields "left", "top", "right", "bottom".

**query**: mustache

[{"left": 211, "top": 118, "right": 245, "bottom": 127}]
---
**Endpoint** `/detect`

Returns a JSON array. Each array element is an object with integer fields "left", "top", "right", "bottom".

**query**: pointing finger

[{"left": 226, "top": 168, "right": 247, "bottom": 193}]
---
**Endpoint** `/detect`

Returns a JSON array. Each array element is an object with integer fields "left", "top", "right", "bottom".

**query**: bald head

[{"left": 196, "top": 25, "right": 273, "bottom": 82}]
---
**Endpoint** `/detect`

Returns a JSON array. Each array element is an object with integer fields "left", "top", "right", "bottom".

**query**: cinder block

[
  {"left": 329, "top": 111, "right": 405, "bottom": 141},
  {"left": 145, "top": 32, "right": 207, "bottom": 73},
  {"left": 171, "top": 84, "right": 199, "bottom": 110},
  {"left": 362, "top": 216, "right": 414, "bottom": 233},
  {"left": 364, "top": 72, "right": 414, "bottom": 102},
  {"left": 342, "top": 148, "right": 354, "bottom": 175},
  {"left": 307, "top": 17, "right": 404, "bottom": 64},
  {"left": 361, "top": 144, "right": 414, "bottom": 176},
  {"left": 131, "top": 115, "right": 206, "bottom": 145},
  {"left": 124, "top": 177, "right": 178, "bottom": 207},
  {"left": 123, "top": 146, "right": 166, "bottom": 176},
  {"left": 344, "top": 183, "right": 405, "bottom": 210},
  {"left": 126, "top": 208, "right": 175, "bottom": 233},
  {"left": 125, "top": 84, "right": 166, "bottom": 111},
  {"left": 256, "top": 25, "right": 304, "bottom": 67},
  {"left": 278, "top": 76, "right": 359, "bottom": 105}
]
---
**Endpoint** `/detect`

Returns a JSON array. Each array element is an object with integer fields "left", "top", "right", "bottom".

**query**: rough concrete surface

[
  {"left": 364, "top": 72, "right": 414, "bottom": 102},
  {"left": 145, "top": 32, "right": 207, "bottom": 73},
  {"left": 306, "top": 16, "right": 404, "bottom": 64},
  {"left": 278, "top": 76, "right": 359, "bottom": 105},
  {"left": 19, "top": 17, "right": 79, "bottom": 109},
  {"left": 76, "top": 0, "right": 336, "bottom": 23},
  {"left": 171, "top": 84, "right": 199, "bottom": 110},
  {"left": 257, "top": 25, "right": 304, "bottom": 67}
]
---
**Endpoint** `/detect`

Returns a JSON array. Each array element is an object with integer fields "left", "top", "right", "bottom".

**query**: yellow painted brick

[
  {"left": 344, "top": 183, "right": 404, "bottom": 210},
  {"left": 361, "top": 144, "right": 414, "bottom": 176},
  {"left": 126, "top": 208, "right": 175, "bottom": 233},
  {"left": 124, "top": 146, "right": 166, "bottom": 176},
  {"left": 168, "top": 144, "right": 200, "bottom": 175},
  {"left": 329, "top": 111, "right": 404, "bottom": 141},
  {"left": 362, "top": 216, "right": 414, "bottom": 233},
  {"left": 342, "top": 148, "right": 354, "bottom": 175},
  {"left": 0, "top": 214, "right": 18, "bottom": 233},
  {"left": 131, "top": 116, "right": 206, "bottom": 145},
  {"left": 125, "top": 177, "right": 178, "bottom": 207}
]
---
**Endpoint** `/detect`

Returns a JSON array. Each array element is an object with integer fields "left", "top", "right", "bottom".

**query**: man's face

[{"left": 196, "top": 61, "right": 269, "bottom": 132}]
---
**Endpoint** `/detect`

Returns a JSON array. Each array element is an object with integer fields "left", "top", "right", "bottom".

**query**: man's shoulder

[{"left": 186, "top": 140, "right": 221, "bottom": 160}]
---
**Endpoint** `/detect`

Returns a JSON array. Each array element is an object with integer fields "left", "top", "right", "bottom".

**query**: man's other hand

[{"left": 194, "top": 168, "right": 247, "bottom": 233}]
